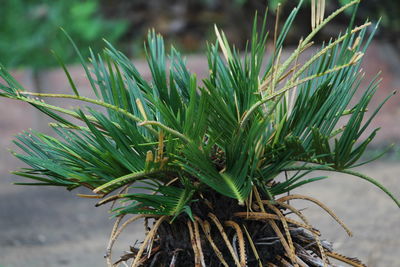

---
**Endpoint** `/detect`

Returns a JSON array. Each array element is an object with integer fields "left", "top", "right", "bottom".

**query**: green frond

[
  {"left": 1, "top": 1, "right": 398, "bottom": 221},
  {"left": 115, "top": 182, "right": 195, "bottom": 220}
]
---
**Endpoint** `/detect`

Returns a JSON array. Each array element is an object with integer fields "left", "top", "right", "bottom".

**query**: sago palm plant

[{"left": 1, "top": 0, "right": 398, "bottom": 266}]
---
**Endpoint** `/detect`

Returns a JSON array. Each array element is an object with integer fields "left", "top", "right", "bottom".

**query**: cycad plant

[{"left": 1, "top": 0, "right": 398, "bottom": 266}]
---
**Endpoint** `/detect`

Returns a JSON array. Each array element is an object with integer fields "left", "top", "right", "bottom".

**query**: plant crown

[{"left": 0, "top": 0, "right": 398, "bottom": 221}]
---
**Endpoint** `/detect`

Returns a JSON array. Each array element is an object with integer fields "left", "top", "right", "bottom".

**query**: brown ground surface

[{"left": 0, "top": 41, "right": 399, "bottom": 266}]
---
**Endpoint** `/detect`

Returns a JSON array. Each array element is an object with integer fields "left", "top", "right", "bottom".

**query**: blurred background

[
  {"left": 0, "top": 1, "right": 399, "bottom": 266},
  {"left": 1, "top": 0, "right": 400, "bottom": 68}
]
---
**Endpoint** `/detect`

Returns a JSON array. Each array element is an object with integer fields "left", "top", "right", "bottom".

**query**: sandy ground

[{"left": 1, "top": 156, "right": 399, "bottom": 267}]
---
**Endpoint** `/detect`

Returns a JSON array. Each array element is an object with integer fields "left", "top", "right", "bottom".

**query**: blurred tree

[
  {"left": 2, "top": 0, "right": 398, "bottom": 70},
  {"left": 101, "top": 0, "right": 399, "bottom": 53},
  {"left": 0, "top": 0, "right": 128, "bottom": 69}
]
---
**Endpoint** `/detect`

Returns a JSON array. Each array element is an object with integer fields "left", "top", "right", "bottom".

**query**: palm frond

[
  {"left": 115, "top": 180, "right": 195, "bottom": 220},
  {"left": 1, "top": 0, "right": 399, "bottom": 221}
]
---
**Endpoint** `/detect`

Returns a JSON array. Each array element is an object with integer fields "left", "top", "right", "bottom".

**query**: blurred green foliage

[
  {"left": 0, "top": 0, "right": 127, "bottom": 69},
  {"left": 1, "top": 0, "right": 398, "bottom": 70}
]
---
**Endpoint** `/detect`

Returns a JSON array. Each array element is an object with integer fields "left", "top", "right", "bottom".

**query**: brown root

[
  {"left": 208, "top": 213, "right": 242, "bottom": 267},
  {"left": 265, "top": 202, "right": 298, "bottom": 266},
  {"left": 224, "top": 220, "right": 246, "bottom": 267},
  {"left": 197, "top": 217, "right": 229, "bottom": 267},
  {"left": 106, "top": 214, "right": 125, "bottom": 267},
  {"left": 274, "top": 200, "right": 329, "bottom": 266},
  {"left": 242, "top": 224, "right": 263, "bottom": 267},
  {"left": 234, "top": 212, "right": 320, "bottom": 235},
  {"left": 193, "top": 219, "right": 206, "bottom": 267},
  {"left": 107, "top": 192, "right": 367, "bottom": 267},
  {"left": 107, "top": 214, "right": 159, "bottom": 267},
  {"left": 252, "top": 186, "right": 297, "bottom": 266},
  {"left": 277, "top": 194, "right": 352, "bottom": 236},
  {"left": 326, "top": 251, "right": 368, "bottom": 267},
  {"left": 187, "top": 220, "right": 201, "bottom": 267},
  {"left": 130, "top": 216, "right": 168, "bottom": 267}
]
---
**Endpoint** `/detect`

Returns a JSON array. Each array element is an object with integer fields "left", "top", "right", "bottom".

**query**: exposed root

[
  {"left": 208, "top": 213, "right": 242, "bottom": 267},
  {"left": 193, "top": 219, "right": 206, "bottom": 267},
  {"left": 242, "top": 225, "right": 262, "bottom": 267},
  {"left": 269, "top": 217, "right": 298, "bottom": 266},
  {"left": 274, "top": 200, "right": 328, "bottom": 267},
  {"left": 107, "top": 214, "right": 159, "bottom": 266},
  {"left": 108, "top": 192, "right": 367, "bottom": 267},
  {"left": 253, "top": 186, "right": 295, "bottom": 266},
  {"left": 294, "top": 243, "right": 326, "bottom": 267},
  {"left": 197, "top": 217, "right": 229, "bottom": 267},
  {"left": 276, "top": 254, "right": 293, "bottom": 266},
  {"left": 326, "top": 251, "right": 367, "bottom": 267},
  {"left": 234, "top": 212, "right": 320, "bottom": 235},
  {"left": 187, "top": 220, "right": 201, "bottom": 267},
  {"left": 224, "top": 220, "right": 247, "bottom": 267},
  {"left": 294, "top": 254, "right": 311, "bottom": 267},
  {"left": 104, "top": 185, "right": 133, "bottom": 266},
  {"left": 265, "top": 202, "right": 298, "bottom": 266},
  {"left": 131, "top": 216, "right": 168, "bottom": 267},
  {"left": 106, "top": 214, "right": 125, "bottom": 267},
  {"left": 277, "top": 194, "right": 352, "bottom": 236}
]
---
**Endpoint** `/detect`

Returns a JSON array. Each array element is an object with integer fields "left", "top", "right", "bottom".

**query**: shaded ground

[{"left": 0, "top": 42, "right": 399, "bottom": 266}]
